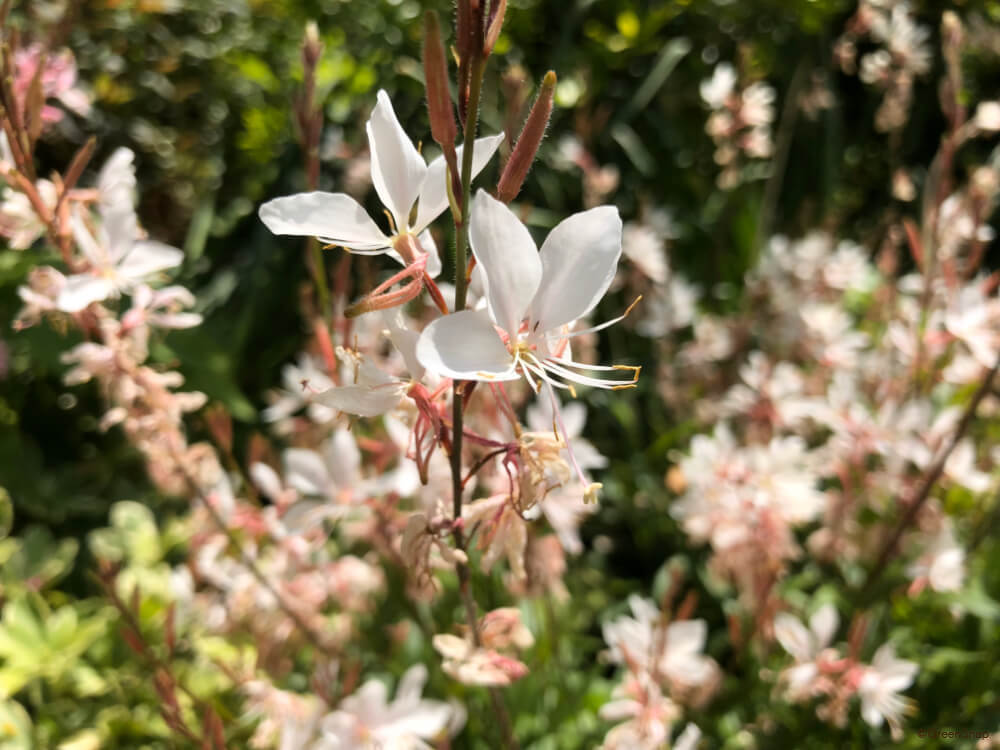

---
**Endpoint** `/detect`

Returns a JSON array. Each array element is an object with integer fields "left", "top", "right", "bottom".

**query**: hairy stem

[{"left": 447, "top": 55, "right": 520, "bottom": 750}]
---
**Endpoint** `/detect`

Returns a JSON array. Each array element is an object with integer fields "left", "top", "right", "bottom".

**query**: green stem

[
  {"left": 447, "top": 56, "right": 520, "bottom": 750},
  {"left": 453, "top": 57, "right": 485, "bottom": 313},
  {"left": 451, "top": 56, "right": 485, "bottom": 523},
  {"left": 309, "top": 237, "right": 331, "bottom": 321}
]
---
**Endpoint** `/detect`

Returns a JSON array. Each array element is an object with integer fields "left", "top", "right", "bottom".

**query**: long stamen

[
  {"left": 544, "top": 295, "right": 643, "bottom": 341},
  {"left": 539, "top": 356, "right": 639, "bottom": 390},
  {"left": 544, "top": 381, "right": 590, "bottom": 488},
  {"left": 516, "top": 352, "right": 542, "bottom": 393},
  {"left": 521, "top": 353, "right": 573, "bottom": 392}
]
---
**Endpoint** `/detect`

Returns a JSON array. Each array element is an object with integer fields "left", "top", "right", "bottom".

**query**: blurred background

[{"left": 2, "top": 0, "right": 1000, "bottom": 747}]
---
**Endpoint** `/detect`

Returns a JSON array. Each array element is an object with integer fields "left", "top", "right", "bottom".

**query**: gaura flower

[
  {"left": 58, "top": 148, "right": 184, "bottom": 312},
  {"left": 259, "top": 89, "right": 503, "bottom": 279},
  {"left": 416, "top": 189, "right": 639, "bottom": 394}
]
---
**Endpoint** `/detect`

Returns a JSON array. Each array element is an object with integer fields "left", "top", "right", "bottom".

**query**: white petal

[
  {"left": 284, "top": 449, "right": 329, "bottom": 496},
  {"left": 774, "top": 613, "right": 813, "bottom": 662},
  {"left": 809, "top": 604, "right": 839, "bottom": 649},
  {"left": 249, "top": 462, "right": 283, "bottom": 498},
  {"left": 315, "top": 383, "right": 404, "bottom": 417},
  {"left": 118, "top": 240, "right": 183, "bottom": 280},
  {"left": 367, "top": 90, "right": 428, "bottom": 232},
  {"left": 324, "top": 427, "right": 362, "bottom": 488},
  {"left": 98, "top": 148, "right": 136, "bottom": 207},
  {"left": 57, "top": 274, "right": 116, "bottom": 312},
  {"left": 419, "top": 229, "right": 442, "bottom": 279},
  {"left": 71, "top": 210, "right": 110, "bottom": 269},
  {"left": 468, "top": 190, "right": 541, "bottom": 335},
  {"left": 102, "top": 204, "right": 139, "bottom": 264},
  {"left": 384, "top": 310, "right": 425, "bottom": 381},
  {"left": 666, "top": 619, "right": 707, "bottom": 655},
  {"left": 414, "top": 133, "right": 505, "bottom": 233},
  {"left": 416, "top": 309, "right": 519, "bottom": 381},
  {"left": 259, "top": 192, "right": 390, "bottom": 251},
  {"left": 529, "top": 205, "right": 622, "bottom": 333}
]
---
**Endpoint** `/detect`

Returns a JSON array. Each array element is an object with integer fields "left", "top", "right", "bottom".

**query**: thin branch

[
  {"left": 171, "top": 449, "right": 339, "bottom": 658},
  {"left": 861, "top": 352, "right": 1000, "bottom": 597}
]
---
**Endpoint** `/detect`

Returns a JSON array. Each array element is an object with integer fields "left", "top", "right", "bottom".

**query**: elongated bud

[
  {"left": 484, "top": 0, "right": 507, "bottom": 56},
  {"left": 497, "top": 70, "right": 555, "bottom": 204},
  {"left": 302, "top": 21, "right": 322, "bottom": 69},
  {"left": 423, "top": 11, "right": 457, "bottom": 151},
  {"left": 456, "top": 0, "right": 485, "bottom": 120}
]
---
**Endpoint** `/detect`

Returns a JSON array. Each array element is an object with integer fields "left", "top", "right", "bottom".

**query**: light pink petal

[
  {"left": 118, "top": 240, "right": 183, "bottom": 280},
  {"left": 57, "top": 274, "right": 115, "bottom": 312},
  {"left": 530, "top": 205, "right": 622, "bottom": 333},
  {"left": 70, "top": 210, "right": 110, "bottom": 269},
  {"left": 809, "top": 604, "right": 839, "bottom": 649},
  {"left": 284, "top": 449, "right": 329, "bottom": 496},
  {"left": 468, "top": 190, "right": 541, "bottom": 335},
  {"left": 259, "top": 192, "right": 390, "bottom": 251},
  {"left": 414, "top": 133, "right": 505, "bottom": 233},
  {"left": 314, "top": 383, "right": 404, "bottom": 417},
  {"left": 416, "top": 309, "right": 519, "bottom": 382},
  {"left": 774, "top": 613, "right": 813, "bottom": 662},
  {"left": 367, "top": 90, "right": 427, "bottom": 232}
]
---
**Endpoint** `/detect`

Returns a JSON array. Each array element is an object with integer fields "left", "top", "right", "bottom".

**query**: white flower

[
  {"left": 0, "top": 179, "right": 57, "bottom": 249},
  {"left": 603, "top": 595, "right": 720, "bottom": 693},
  {"left": 318, "top": 665, "right": 464, "bottom": 749},
  {"left": 416, "top": 190, "right": 634, "bottom": 394},
  {"left": 773, "top": 604, "right": 838, "bottom": 697},
  {"left": 314, "top": 311, "right": 424, "bottom": 418},
  {"left": 58, "top": 148, "right": 183, "bottom": 312},
  {"left": 975, "top": 101, "right": 1000, "bottom": 132},
  {"left": 259, "top": 90, "right": 503, "bottom": 276},
  {"left": 700, "top": 63, "right": 737, "bottom": 110},
  {"left": 906, "top": 520, "right": 966, "bottom": 593},
  {"left": 858, "top": 644, "right": 918, "bottom": 740},
  {"left": 262, "top": 353, "right": 337, "bottom": 425},
  {"left": 432, "top": 634, "right": 529, "bottom": 687},
  {"left": 622, "top": 222, "right": 669, "bottom": 284}
]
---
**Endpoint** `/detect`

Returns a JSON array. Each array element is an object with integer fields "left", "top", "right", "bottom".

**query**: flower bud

[
  {"left": 302, "top": 21, "right": 322, "bottom": 69},
  {"left": 484, "top": 0, "right": 507, "bottom": 57},
  {"left": 423, "top": 11, "right": 457, "bottom": 151},
  {"left": 496, "top": 70, "right": 556, "bottom": 204}
]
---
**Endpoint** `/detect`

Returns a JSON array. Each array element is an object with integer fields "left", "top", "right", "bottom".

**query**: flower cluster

[{"left": 700, "top": 62, "right": 776, "bottom": 189}]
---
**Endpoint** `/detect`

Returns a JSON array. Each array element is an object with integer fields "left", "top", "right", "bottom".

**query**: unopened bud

[
  {"left": 496, "top": 70, "right": 556, "bottom": 203},
  {"left": 424, "top": 12, "right": 457, "bottom": 151},
  {"left": 484, "top": 0, "right": 507, "bottom": 56},
  {"left": 456, "top": 0, "right": 483, "bottom": 67},
  {"left": 302, "top": 21, "right": 322, "bottom": 69},
  {"left": 941, "top": 11, "right": 963, "bottom": 54}
]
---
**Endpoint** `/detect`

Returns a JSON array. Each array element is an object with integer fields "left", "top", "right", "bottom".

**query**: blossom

[
  {"left": 906, "top": 520, "right": 966, "bottom": 594},
  {"left": 12, "top": 44, "right": 90, "bottom": 126},
  {"left": 259, "top": 90, "right": 503, "bottom": 276},
  {"left": 262, "top": 353, "right": 337, "bottom": 425},
  {"left": 432, "top": 634, "right": 529, "bottom": 687},
  {"left": 58, "top": 149, "right": 184, "bottom": 312},
  {"left": 599, "top": 673, "right": 680, "bottom": 750},
  {"left": 700, "top": 63, "right": 737, "bottom": 109},
  {"left": 857, "top": 645, "right": 918, "bottom": 740},
  {"left": 773, "top": 604, "right": 839, "bottom": 698},
  {"left": 0, "top": 179, "right": 57, "bottom": 249},
  {"left": 417, "top": 189, "right": 635, "bottom": 394},
  {"left": 319, "top": 665, "right": 464, "bottom": 749},
  {"left": 602, "top": 595, "right": 720, "bottom": 699}
]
